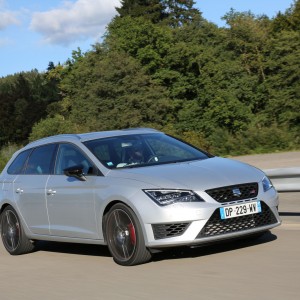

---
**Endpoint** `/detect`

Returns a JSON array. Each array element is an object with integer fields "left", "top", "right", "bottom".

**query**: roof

[{"left": 25, "top": 128, "right": 161, "bottom": 149}]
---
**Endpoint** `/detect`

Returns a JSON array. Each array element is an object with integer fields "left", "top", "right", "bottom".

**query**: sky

[{"left": 0, "top": 0, "right": 295, "bottom": 77}]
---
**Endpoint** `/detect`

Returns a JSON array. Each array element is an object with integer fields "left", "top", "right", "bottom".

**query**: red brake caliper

[{"left": 128, "top": 223, "right": 136, "bottom": 245}]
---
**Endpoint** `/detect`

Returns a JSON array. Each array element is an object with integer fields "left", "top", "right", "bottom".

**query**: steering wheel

[{"left": 147, "top": 155, "right": 158, "bottom": 163}]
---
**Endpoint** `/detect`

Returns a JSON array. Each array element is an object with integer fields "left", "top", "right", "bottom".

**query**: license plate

[{"left": 220, "top": 201, "right": 262, "bottom": 220}]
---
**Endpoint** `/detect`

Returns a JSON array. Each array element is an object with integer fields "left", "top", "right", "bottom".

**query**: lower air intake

[
  {"left": 197, "top": 202, "right": 277, "bottom": 238},
  {"left": 152, "top": 223, "right": 190, "bottom": 240}
]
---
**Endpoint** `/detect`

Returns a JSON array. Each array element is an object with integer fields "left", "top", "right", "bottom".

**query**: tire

[
  {"left": 0, "top": 206, "right": 35, "bottom": 255},
  {"left": 105, "top": 203, "right": 151, "bottom": 266}
]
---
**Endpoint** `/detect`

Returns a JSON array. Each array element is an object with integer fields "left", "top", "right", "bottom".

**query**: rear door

[{"left": 14, "top": 144, "right": 57, "bottom": 235}]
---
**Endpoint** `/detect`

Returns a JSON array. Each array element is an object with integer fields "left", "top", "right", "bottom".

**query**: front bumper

[{"left": 141, "top": 189, "right": 280, "bottom": 248}]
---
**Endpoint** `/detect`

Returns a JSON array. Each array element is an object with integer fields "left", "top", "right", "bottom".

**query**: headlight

[
  {"left": 262, "top": 176, "right": 273, "bottom": 192},
  {"left": 143, "top": 189, "right": 204, "bottom": 206}
]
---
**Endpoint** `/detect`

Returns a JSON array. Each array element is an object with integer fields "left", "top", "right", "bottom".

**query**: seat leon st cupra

[{"left": 0, "top": 128, "right": 281, "bottom": 265}]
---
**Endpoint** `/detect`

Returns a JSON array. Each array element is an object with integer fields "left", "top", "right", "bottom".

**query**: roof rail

[
  {"left": 27, "top": 133, "right": 81, "bottom": 146},
  {"left": 121, "top": 127, "right": 160, "bottom": 132}
]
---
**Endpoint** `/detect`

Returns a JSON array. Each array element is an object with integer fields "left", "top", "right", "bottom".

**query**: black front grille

[
  {"left": 197, "top": 202, "right": 277, "bottom": 238},
  {"left": 152, "top": 223, "right": 190, "bottom": 240},
  {"left": 206, "top": 182, "right": 258, "bottom": 203}
]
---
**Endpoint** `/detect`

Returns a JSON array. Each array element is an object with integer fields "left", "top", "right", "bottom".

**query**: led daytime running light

[{"left": 144, "top": 190, "right": 203, "bottom": 206}]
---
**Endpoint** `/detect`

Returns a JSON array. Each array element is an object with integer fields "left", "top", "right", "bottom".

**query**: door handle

[
  {"left": 15, "top": 188, "right": 24, "bottom": 194},
  {"left": 47, "top": 189, "right": 56, "bottom": 196}
]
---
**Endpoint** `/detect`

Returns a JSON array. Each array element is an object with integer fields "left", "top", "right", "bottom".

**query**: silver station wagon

[{"left": 0, "top": 128, "right": 281, "bottom": 265}]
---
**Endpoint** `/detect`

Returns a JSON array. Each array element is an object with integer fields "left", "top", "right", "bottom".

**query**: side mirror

[{"left": 63, "top": 165, "right": 87, "bottom": 181}]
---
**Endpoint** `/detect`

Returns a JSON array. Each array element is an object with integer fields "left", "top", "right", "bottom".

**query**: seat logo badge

[{"left": 232, "top": 188, "right": 242, "bottom": 197}]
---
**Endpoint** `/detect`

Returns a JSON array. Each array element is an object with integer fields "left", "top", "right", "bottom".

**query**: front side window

[
  {"left": 84, "top": 133, "right": 210, "bottom": 169},
  {"left": 24, "top": 144, "right": 56, "bottom": 175},
  {"left": 54, "top": 143, "right": 95, "bottom": 176}
]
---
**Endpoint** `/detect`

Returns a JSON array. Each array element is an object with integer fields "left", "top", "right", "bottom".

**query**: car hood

[{"left": 108, "top": 157, "right": 265, "bottom": 190}]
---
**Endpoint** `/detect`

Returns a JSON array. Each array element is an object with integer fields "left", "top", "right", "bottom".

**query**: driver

[{"left": 127, "top": 144, "right": 144, "bottom": 164}]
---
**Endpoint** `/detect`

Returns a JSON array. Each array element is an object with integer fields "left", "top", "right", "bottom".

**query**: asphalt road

[
  {"left": 0, "top": 153, "right": 299, "bottom": 300},
  {"left": 232, "top": 151, "right": 300, "bottom": 169}
]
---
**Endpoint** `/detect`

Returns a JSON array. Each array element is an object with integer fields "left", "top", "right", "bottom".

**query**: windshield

[{"left": 84, "top": 133, "right": 211, "bottom": 169}]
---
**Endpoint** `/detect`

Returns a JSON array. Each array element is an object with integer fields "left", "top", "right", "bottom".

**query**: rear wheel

[
  {"left": 105, "top": 203, "right": 151, "bottom": 266},
  {"left": 0, "top": 206, "right": 35, "bottom": 255}
]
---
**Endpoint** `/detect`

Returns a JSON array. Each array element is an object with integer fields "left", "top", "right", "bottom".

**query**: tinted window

[
  {"left": 7, "top": 149, "right": 31, "bottom": 175},
  {"left": 54, "top": 143, "right": 95, "bottom": 176},
  {"left": 24, "top": 144, "right": 56, "bottom": 175},
  {"left": 146, "top": 136, "right": 197, "bottom": 159},
  {"left": 84, "top": 133, "right": 209, "bottom": 169}
]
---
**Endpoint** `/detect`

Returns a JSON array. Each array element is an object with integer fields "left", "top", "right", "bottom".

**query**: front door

[{"left": 46, "top": 143, "right": 99, "bottom": 239}]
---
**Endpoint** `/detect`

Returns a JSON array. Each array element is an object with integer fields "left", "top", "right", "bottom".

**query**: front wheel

[
  {"left": 0, "top": 206, "right": 35, "bottom": 255},
  {"left": 105, "top": 203, "right": 151, "bottom": 266}
]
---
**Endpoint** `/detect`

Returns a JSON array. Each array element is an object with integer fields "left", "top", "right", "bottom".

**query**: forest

[{"left": 0, "top": 0, "right": 299, "bottom": 169}]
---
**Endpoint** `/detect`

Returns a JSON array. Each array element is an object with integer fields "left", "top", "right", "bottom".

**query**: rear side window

[
  {"left": 24, "top": 144, "right": 57, "bottom": 175},
  {"left": 7, "top": 149, "right": 31, "bottom": 175}
]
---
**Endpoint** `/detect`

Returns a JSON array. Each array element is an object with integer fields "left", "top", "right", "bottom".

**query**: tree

[
  {"left": 272, "top": 0, "right": 300, "bottom": 32},
  {"left": 223, "top": 10, "right": 272, "bottom": 81},
  {"left": 2, "top": 0, "right": 300, "bottom": 155},
  {"left": 116, "top": 0, "right": 166, "bottom": 23},
  {"left": 161, "top": 0, "right": 200, "bottom": 27},
  {"left": 265, "top": 30, "right": 300, "bottom": 128},
  {"left": 115, "top": 0, "right": 201, "bottom": 26},
  {"left": 30, "top": 49, "right": 173, "bottom": 139},
  {"left": 0, "top": 71, "right": 61, "bottom": 146}
]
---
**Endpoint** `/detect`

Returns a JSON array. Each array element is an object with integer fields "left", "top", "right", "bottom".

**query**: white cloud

[
  {"left": 0, "top": 10, "right": 19, "bottom": 30},
  {"left": 30, "top": 0, "right": 120, "bottom": 46}
]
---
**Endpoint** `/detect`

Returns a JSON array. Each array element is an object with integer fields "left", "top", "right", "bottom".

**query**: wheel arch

[
  {"left": 0, "top": 203, "right": 11, "bottom": 215},
  {"left": 102, "top": 200, "right": 125, "bottom": 242},
  {"left": 0, "top": 202, "right": 35, "bottom": 255},
  {"left": 101, "top": 200, "right": 152, "bottom": 265},
  {"left": 101, "top": 200, "right": 146, "bottom": 244},
  {"left": 0, "top": 202, "right": 33, "bottom": 237}
]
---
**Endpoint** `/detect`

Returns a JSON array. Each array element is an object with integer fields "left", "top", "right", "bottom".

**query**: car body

[{"left": 0, "top": 128, "right": 281, "bottom": 265}]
